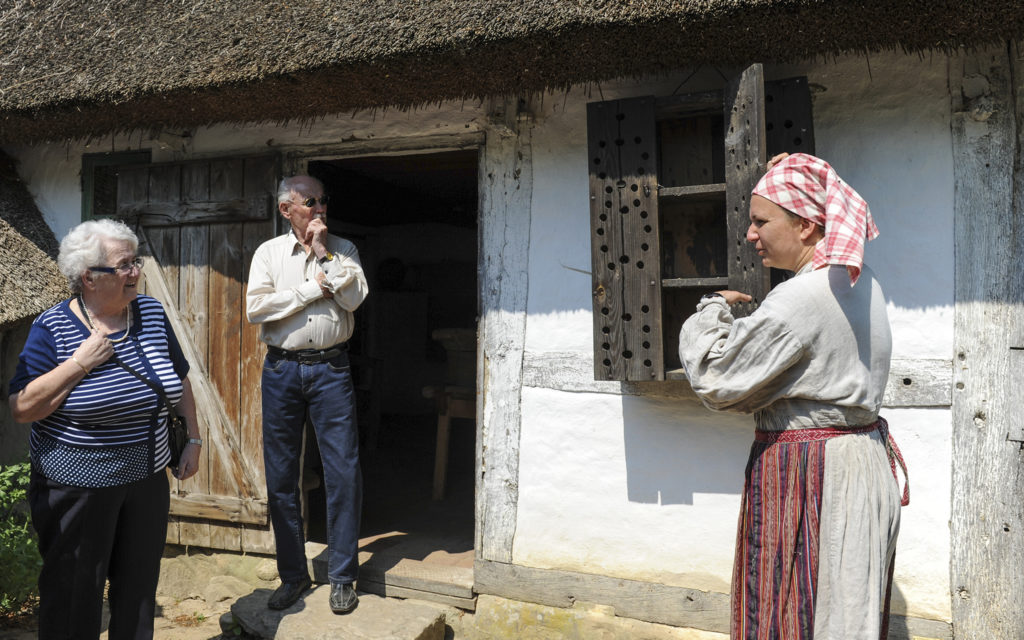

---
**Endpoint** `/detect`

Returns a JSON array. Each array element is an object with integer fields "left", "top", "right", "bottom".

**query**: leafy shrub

[{"left": 0, "top": 461, "right": 40, "bottom": 614}]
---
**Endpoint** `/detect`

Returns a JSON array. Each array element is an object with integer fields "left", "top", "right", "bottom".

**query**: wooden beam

[
  {"left": 474, "top": 559, "right": 730, "bottom": 634},
  {"left": 168, "top": 494, "right": 267, "bottom": 525},
  {"left": 521, "top": 351, "right": 953, "bottom": 408},
  {"left": 949, "top": 45, "right": 1024, "bottom": 637},
  {"left": 474, "top": 560, "right": 951, "bottom": 639},
  {"left": 286, "top": 131, "right": 485, "bottom": 162},
  {"left": 476, "top": 98, "right": 532, "bottom": 563}
]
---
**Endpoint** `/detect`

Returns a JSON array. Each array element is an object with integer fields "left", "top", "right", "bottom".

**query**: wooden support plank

[
  {"left": 117, "top": 197, "right": 273, "bottom": 225},
  {"left": 883, "top": 359, "right": 952, "bottom": 407},
  {"left": 240, "top": 220, "right": 275, "bottom": 554},
  {"left": 475, "top": 559, "right": 730, "bottom": 633},
  {"left": 168, "top": 494, "right": 267, "bottom": 525},
  {"left": 284, "top": 131, "right": 484, "bottom": 161},
  {"left": 177, "top": 223, "right": 212, "bottom": 548},
  {"left": 477, "top": 102, "right": 529, "bottom": 563},
  {"left": 474, "top": 560, "right": 950, "bottom": 638},
  {"left": 208, "top": 222, "right": 244, "bottom": 551},
  {"left": 950, "top": 46, "right": 1024, "bottom": 638},
  {"left": 519, "top": 351, "right": 953, "bottom": 407}
]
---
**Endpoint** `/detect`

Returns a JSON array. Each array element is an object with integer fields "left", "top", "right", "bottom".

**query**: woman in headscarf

[
  {"left": 678, "top": 153, "right": 907, "bottom": 640},
  {"left": 8, "top": 218, "right": 201, "bottom": 640}
]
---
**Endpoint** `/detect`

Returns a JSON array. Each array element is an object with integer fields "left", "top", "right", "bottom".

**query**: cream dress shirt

[{"left": 246, "top": 231, "right": 369, "bottom": 351}]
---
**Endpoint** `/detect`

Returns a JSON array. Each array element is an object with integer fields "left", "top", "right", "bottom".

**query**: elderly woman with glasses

[{"left": 8, "top": 218, "right": 200, "bottom": 640}]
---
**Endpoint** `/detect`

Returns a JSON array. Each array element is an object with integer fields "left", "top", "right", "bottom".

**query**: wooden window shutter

[
  {"left": 724, "top": 64, "right": 769, "bottom": 316},
  {"left": 588, "top": 96, "right": 664, "bottom": 381}
]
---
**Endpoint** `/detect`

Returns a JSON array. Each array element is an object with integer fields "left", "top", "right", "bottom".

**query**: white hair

[
  {"left": 58, "top": 219, "right": 139, "bottom": 294},
  {"left": 277, "top": 175, "right": 323, "bottom": 205}
]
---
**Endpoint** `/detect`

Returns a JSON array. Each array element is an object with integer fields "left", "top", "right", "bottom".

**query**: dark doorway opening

[{"left": 301, "top": 149, "right": 478, "bottom": 603}]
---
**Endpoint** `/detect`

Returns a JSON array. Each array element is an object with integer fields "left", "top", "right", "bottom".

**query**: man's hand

[
  {"left": 716, "top": 290, "right": 753, "bottom": 305},
  {"left": 305, "top": 217, "right": 329, "bottom": 256},
  {"left": 315, "top": 271, "right": 334, "bottom": 299}
]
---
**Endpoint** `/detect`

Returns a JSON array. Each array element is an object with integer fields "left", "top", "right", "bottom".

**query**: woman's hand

[
  {"left": 73, "top": 329, "right": 115, "bottom": 371},
  {"left": 716, "top": 290, "right": 753, "bottom": 305},
  {"left": 766, "top": 152, "right": 790, "bottom": 171},
  {"left": 173, "top": 442, "right": 201, "bottom": 480},
  {"left": 171, "top": 378, "right": 202, "bottom": 480}
]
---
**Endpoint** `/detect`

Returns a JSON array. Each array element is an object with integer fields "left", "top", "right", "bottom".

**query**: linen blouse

[
  {"left": 678, "top": 264, "right": 891, "bottom": 431},
  {"left": 9, "top": 295, "right": 189, "bottom": 487}
]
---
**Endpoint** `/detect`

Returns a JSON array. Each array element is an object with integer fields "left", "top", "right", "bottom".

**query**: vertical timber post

[
  {"left": 950, "top": 44, "right": 1024, "bottom": 638},
  {"left": 476, "top": 97, "right": 534, "bottom": 563}
]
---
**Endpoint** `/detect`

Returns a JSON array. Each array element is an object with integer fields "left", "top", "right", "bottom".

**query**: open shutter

[
  {"left": 115, "top": 155, "right": 279, "bottom": 552},
  {"left": 724, "top": 64, "right": 769, "bottom": 317},
  {"left": 588, "top": 97, "right": 664, "bottom": 381}
]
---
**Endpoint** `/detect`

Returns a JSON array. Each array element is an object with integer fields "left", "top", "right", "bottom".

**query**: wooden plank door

[{"left": 117, "top": 155, "right": 279, "bottom": 553}]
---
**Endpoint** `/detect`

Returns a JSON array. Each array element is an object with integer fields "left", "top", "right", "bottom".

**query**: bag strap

[{"left": 114, "top": 356, "right": 180, "bottom": 421}]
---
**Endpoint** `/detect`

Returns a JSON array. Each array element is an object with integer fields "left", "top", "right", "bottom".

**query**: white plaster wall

[{"left": 516, "top": 53, "right": 954, "bottom": 621}]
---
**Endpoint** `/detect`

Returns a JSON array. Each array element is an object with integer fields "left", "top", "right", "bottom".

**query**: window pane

[
  {"left": 92, "top": 164, "right": 119, "bottom": 218},
  {"left": 657, "top": 115, "right": 724, "bottom": 187},
  {"left": 659, "top": 198, "right": 727, "bottom": 279}
]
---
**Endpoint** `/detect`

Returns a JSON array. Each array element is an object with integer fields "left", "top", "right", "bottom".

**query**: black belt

[{"left": 267, "top": 343, "right": 347, "bottom": 364}]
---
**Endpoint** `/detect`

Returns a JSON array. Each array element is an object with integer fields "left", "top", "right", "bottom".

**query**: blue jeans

[{"left": 262, "top": 349, "right": 362, "bottom": 585}]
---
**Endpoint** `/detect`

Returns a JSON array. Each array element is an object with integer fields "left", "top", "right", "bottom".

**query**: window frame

[
  {"left": 587, "top": 64, "right": 814, "bottom": 382},
  {"left": 81, "top": 150, "right": 152, "bottom": 220}
]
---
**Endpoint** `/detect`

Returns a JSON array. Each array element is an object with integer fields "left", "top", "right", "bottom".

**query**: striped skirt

[{"left": 731, "top": 422, "right": 905, "bottom": 640}]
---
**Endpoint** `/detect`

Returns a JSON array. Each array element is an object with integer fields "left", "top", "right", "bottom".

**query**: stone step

[{"left": 227, "top": 585, "right": 446, "bottom": 640}]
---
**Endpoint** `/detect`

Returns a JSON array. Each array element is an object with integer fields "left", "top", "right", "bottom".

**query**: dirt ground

[{"left": 0, "top": 546, "right": 279, "bottom": 640}]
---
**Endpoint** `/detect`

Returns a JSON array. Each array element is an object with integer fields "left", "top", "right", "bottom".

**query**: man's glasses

[
  {"left": 293, "top": 195, "right": 330, "bottom": 208},
  {"left": 90, "top": 257, "right": 145, "bottom": 275}
]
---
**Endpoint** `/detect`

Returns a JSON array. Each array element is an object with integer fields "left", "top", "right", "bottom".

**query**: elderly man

[{"left": 246, "top": 175, "right": 369, "bottom": 614}]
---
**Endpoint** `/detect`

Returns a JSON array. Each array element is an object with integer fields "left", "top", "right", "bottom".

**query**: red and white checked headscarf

[{"left": 753, "top": 153, "right": 878, "bottom": 284}]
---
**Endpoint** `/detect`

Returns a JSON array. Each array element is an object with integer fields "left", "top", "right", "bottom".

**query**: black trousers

[{"left": 29, "top": 468, "right": 169, "bottom": 640}]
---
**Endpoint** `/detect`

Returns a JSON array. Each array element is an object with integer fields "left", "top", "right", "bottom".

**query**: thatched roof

[
  {"left": 1, "top": 0, "right": 1022, "bottom": 144},
  {"left": 0, "top": 151, "right": 70, "bottom": 329}
]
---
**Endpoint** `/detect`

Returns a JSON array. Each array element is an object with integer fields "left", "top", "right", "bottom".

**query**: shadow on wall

[{"left": 621, "top": 393, "right": 751, "bottom": 505}]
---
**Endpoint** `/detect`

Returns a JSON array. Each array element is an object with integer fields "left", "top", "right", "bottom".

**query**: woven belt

[
  {"left": 755, "top": 418, "right": 909, "bottom": 506},
  {"left": 267, "top": 343, "right": 347, "bottom": 364}
]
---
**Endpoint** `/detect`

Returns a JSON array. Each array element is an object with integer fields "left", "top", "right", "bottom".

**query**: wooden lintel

[
  {"left": 169, "top": 493, "right": 267, "bottom": 525},
  {"left": 288, "top": 131, "right": 485, "bottom": 162}
]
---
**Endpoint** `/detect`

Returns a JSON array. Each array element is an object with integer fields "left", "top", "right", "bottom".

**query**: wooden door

[{"left": 116, "top": 155, "right": 279, "bottom": 553}]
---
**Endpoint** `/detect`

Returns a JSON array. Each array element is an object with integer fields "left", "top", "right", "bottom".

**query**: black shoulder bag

[{"left": 115, "top": 357, "right": 189, "bottom": 469}]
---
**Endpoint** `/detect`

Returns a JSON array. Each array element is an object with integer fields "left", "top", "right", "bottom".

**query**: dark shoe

[
  {"left": 329, "top": 582, "right": 358, "bottom": 614},
  {"left": 267, "top": 577, "right": 312, "bottom": 610}
]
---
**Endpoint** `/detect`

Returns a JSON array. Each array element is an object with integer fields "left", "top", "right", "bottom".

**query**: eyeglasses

[
  {"left": 291, "top": 195, "right": 330, "bottom": 208},
  {"left": 90, "top": 257, "right": 145, "bottom": 275}
]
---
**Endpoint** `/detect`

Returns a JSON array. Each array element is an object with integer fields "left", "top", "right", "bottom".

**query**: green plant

[{"left": 0, "top": 461, "right": 40, "bottom": 614}]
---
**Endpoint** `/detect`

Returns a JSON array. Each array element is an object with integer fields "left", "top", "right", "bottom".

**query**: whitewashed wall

[
  {"left": 517, "top": 52, "right": 953, "bottom": 622},
  {"left": 3, "top": 49, "right": 954, "bottom": 624}
]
